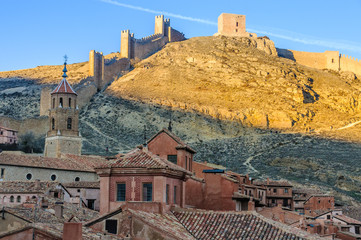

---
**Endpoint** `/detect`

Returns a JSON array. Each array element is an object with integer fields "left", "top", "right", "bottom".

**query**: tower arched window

[
  {"left": 59, "top": 97, "right": 63, "bottom": 107},
  {"left": 69, "top": 98, "right": 72, "bottom": 108},
  {"left": 67, "top": 118, "right": 72, "bottom": 130},
  {"left": 52, "top": 98, "right": 55, "bottom": 108},
  {"left": 52, "top": 118, "right": 55, "bottom": 130}
]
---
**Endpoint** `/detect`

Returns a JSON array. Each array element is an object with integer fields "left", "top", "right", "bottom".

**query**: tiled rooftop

[
  {"left": 334, "top": 214, "right": 361, "bottom": 225},
  {"left": 97, "top": 147, "right": 190, "bottom": 174},
  {"left": 254, "top": 180, "right": 292, "bottom": 187},
  {"left": 51, "top": 78, "right": 77, "bottom": 95},
  {"left": 63, "top": 181, "right": 100, "bottom": 189},
  {"left": 0, "top": 152, "right": 106, "bottom": 172},
  {"left": 129, "top": 209, "right": 195, "bottom": 240},
  {"left": 0, "top": 181, "right": 59, "bottom": 193},
  {"left": 2, "top": 195, "right": 99, "bottom": 223},
  {"left": 172, "top": 209, "right": 321, "bottom": 240}
]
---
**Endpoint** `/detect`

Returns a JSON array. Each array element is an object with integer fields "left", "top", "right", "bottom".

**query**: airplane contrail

[{"left": 100, "top": 0, "right": 361, "bottom": 55}]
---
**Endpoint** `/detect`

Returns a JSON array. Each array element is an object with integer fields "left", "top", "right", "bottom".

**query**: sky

[{"left": 0, "top": 0, "right": 360, "bottom": 72}]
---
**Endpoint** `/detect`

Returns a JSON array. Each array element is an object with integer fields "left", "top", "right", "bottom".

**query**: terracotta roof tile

[
  {"left": 63, "top": 181, "right": 100, "bottom": 189},
  {"left": 333, "top": 215, "right": 361, "bottom": 225},
  {"left": 172, "top": 209, "right": 322, "bottom": 240},
  {"left": 98, "top": 147, "right": 191, "bottom": 174},
  {"left": 0, "top": 152, "right": 107, "bottom": 172},
  {"left": 51, "top": 78, "right": 77, "bottom": 95},
  {"left": 0, "top": 181, "right": 59, "bottom": 193}
]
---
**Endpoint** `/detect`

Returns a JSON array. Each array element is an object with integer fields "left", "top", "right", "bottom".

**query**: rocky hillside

[
  {"left": 108, "top": 36, "right": 361, "bottom": 142},
  {"left": 1, "top": 36, "right": 361, "bottom": 208}
]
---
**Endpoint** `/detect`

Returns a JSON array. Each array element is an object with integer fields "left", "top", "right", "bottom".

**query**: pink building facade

[
  {"left": 95, "top": 146, "right": 191, "bottom": 215},
  {"left": 0, "top": 126, "right": 17, "bottom": 145}
]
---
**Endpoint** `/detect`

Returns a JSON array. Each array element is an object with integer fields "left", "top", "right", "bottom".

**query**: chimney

[
  {"left": 54, "top": 204, "right": 63, "bottom": 219},
  {"left": 279, "top": 211, "right": 285, "bottom": 223},
  {"left": 35, "top": 179, "right": 41, "bottom": 190},
  {"left": 248, "top": 198, "right": 255, "bottom": 211},
  {"left": 63, "top": 222, "right": 82, "bottom": 240},
  {"left": 266, "top": 178, "right": 270, "bottom": 185}
]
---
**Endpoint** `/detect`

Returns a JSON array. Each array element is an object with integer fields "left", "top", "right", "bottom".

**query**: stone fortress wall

[
  {"left": 40, "top": 14, "right": 184, "bottom": 117},
  {"left": 277, "top": 49, "right": 361, "bottom": 77},
  {"left": 120, "top": 15, "right": 186, "bottom": 59}
]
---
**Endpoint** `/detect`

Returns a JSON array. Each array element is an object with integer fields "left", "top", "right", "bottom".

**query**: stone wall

[
  {"left": 89, "top": 50, "right": 104, "bottom": 90},
  {"left": 278, "top": 49, "right": 361, "bottom": 78},
  {"left": 340, "top": 54, "right": 361, "bottom": 77},
  {"left": 120, "top": 15, "right": 185, "bottom": 61},
  {"left": 39, "top": 87, "right": 52, "bottom": 116},
  {"left": 0, "top": 116, "right": 48, "bottom": 137}
]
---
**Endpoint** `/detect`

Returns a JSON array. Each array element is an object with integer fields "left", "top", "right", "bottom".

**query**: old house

[
  {"left": 63, "top": 181, "right": 100, "bottom": 211},
  {"left": 0, "top": 126, "right": 17, "bottom": 145},
  {"left": 304, "top": 195, "right": 335, "bottom": 216},
  {"left": 95, "top": 145, "right": 191, "bottom": 215},
  {"left": 255, "top": 178, "right": 293, "bottom": 208}
]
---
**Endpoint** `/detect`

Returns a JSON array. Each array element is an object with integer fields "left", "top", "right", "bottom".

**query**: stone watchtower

[{"left": 44, "top": 60, "right": 82, "bottom": 158}]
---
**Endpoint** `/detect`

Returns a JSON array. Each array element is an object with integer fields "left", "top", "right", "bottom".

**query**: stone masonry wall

[
  {"left": 39, "top": 87, "right": 52, "bottom": 116},
  {"left": 0, "top": 116, "right": 48, "bottom": 137},
  {"left": 340, "top": 54, "right": 361, "bottom": 77}
]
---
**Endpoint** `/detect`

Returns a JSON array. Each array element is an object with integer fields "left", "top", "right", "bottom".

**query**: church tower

[{"left": 44, "top": 58, "right": 82, "bottom": 158}]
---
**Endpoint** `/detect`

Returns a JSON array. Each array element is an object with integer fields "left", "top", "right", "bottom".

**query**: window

[
  {"left": 105, "top": 219, "right": 117, "bottom": 234},
  {"left": 67, "top": 118, "right": 72, "bottom": 130},
  {"left": 50, "top": 174, "right": 57, "bottom": 181},
  {"left": 167, "top": 155, "right": 177, "bottom": 164},
  {"left": 54, "top": 192, "right": 59, "bottom": 198},
  {"left": 75, "top": 177, "right": 80, "bottom": 182},
  {"left": 68, "top": 98, "right": 72, "bottom": 108},
  {"left": 0, "top": 168, "right": 4, "bottom": 179},
  {"left": 284, "top": 188, "right": 288, "bottom": 193},
  {"left": 0, "top": 131, "right": 2, "bottom": 135},
  {"left": 166, "top": 184, "right": 170, "bottom": 204},
  {"left": 327, "top": 215, "right": 331, "bottom": 220},
  {"left": 16, "top": 196, "right": 21, "bottom": 203},
  {"left": 318, "top": 200, "right": 321, "bottom": 204},
  {"left": 77, "top": 189, "right": 81, "bottom": 193},
  {"left": 26, "top": 173, "right": 32, "bottom": 180},
  {"left": 52, "top": 118, "right": 55, "bottom": 130},
  {"left": 235, "top": 29, "right": 238, "bottom": 32},
  {"left": 52, "top": 98, "right": 55, "bottom": 108},
  {"left": 59, "top": 98, "right": 63, "bottom": 107},
  {"left": 272, "top": 199, "right": 275, "bottom": 204},
  {"left": 356, "top": 226, "right": 360, "bottom": 235},
  {"left": 332, "top": 59, "right": 334, "bottom": 63},
  {"left": 87, "top": 199, "right": 95, "bottom": 210},
  {"left": 273, "top": 189, "right": 277, "bottom": 193},
  {"left": 174, "top": 186, "right": 177, "bottom": 204},
  {"left": 143, "top": 183, "right": 153, "bottom": 202},
  {"left": 116, "top": 183, "right": 126, "bottom": 201},
  {"left": 10, "top": 196, "right": 14, "bottom": 203},
  {"left": 185, "top": 156, "right": 188, "bottom": 169},
  {"left": 236, "top": 22, "right": 238, "bottom": 27}
]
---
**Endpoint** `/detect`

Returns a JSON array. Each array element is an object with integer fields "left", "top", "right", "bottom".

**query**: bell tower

[{"left": 44, "top": 56, "right": 82, "bottom": 158}]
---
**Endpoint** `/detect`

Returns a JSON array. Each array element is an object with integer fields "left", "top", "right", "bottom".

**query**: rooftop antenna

[
  {"left": 168, "top": 111, "right": 172, "bottom": 132},
  {"left": 143, "top": 125, "right": 147, "bottom": 147}
]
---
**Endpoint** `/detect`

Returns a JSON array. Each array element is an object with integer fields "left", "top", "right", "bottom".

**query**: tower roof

[
  {"left": 51, "top": 78, "right": 77, "bottom": 95},
  {"left": 51, "top": 59, "right": 77, "bottom": 95}
]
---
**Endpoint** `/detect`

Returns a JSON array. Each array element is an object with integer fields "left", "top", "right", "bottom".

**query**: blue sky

[{"left": 0, "top": 0, "right": 360, "bottom": 71}]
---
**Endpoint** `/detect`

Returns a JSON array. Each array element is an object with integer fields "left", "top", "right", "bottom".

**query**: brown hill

[{"left": 108, "top": 36, "right": 361, "bottom": 142}]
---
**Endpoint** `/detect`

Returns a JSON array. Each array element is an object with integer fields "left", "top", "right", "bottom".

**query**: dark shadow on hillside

[{"left": 276, "top": 48, "right": 295, "bottom": 61}]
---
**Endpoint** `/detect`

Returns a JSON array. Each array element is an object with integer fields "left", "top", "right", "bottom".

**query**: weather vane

[{"left": 63, "top": 54, "right": 68, "bottom": 64}]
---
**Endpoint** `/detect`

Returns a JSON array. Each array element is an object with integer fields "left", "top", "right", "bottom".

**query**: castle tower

[
  {"left": 154, "top": 15, "right": 165, "bottom": 36},
  {"left": 89, "top": 50, "right": 105, "bottom": 90},
  {"left": 44, "top": 58, "right": 82, "bottom": 158},
  {"left": 120, "top": 30, "right": 133, "bottom": 59},
  {"left": 218, "top": 13, "right": 247, "bottom": 36}
]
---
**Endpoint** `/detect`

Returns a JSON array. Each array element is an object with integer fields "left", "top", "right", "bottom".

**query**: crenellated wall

[
  {"left": 340, "top": 54, "right": 361, "bottom": 77},
  {"left": 120, "top": 15, "right": 185, "bottom": 61},
  {"left": 89, "top": 50, "right": 105, "bottom": 90}
]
